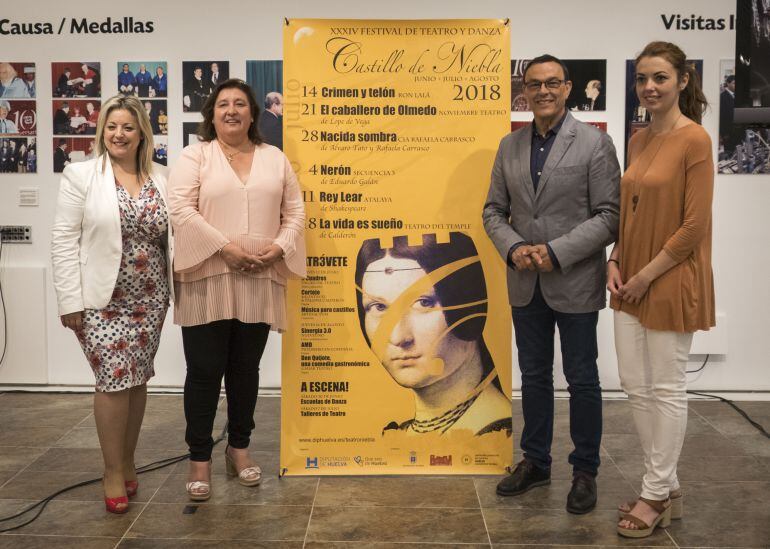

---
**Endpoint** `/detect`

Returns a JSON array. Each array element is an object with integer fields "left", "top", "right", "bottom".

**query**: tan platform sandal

[
  {"left": 618, "top": 488, "right": 682, "bottom": 520},
  {"left": 186, "top": 459, "right": 212, "bottom": 501},
  {"left": 225, "top": 445, "right": 262, "bottom": 487},
  {"left": 617, "top": 497, "right": 672, "bottom": 539}
]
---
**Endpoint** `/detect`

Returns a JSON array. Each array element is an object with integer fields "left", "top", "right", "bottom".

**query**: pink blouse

[{"left": 167, "top": 140, "right": 306, "bottom": 329}]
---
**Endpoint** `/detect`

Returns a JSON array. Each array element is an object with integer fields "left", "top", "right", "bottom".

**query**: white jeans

[{"left": 614, "top": 310, "right": 693, "bottom": 500}]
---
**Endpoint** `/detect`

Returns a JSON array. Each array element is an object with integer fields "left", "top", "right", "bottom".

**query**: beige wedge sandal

[
  {"left": 617, "top": 497, "right": 672, "bottom": 539},
  {"left": 618, "top": 488, "right": 682, "bottom": 520}
]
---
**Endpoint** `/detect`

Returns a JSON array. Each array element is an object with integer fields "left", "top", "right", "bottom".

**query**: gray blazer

[{"left": 482, "top": 112, "right": 620, "bottom": 313}]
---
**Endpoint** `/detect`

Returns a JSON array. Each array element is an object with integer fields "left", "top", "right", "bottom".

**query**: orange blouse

[{"left": 610, "top": 124, "right": 715, "bottom": 333}]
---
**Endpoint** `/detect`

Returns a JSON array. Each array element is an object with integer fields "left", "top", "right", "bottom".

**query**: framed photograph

[
  {"left": 511, "top": 59, "right": 530, "bottom": 112},
  {"left": 141, "top": 99, "right": 168, "bottom": 135},
  {"left": 247, "top": 60, "right": 283, "bottom": 149},
  {"left": 0, "top": 136, "right": 36, "bottom": 173},
  {"left": 117, "top": 62, "right": 168, "bottom": 98},
  {"left": 52, "top": 137, "right": 96, "bottom": 173},
  {"left": 0, "top": 100, "right": 36, "bottom": 135},
  {"left": 182, "top": 61, "right": 229, "bottom": 112},
  {"left": 152, "top": 136, "right": 167, "bottom": 166},
  {"left": 52, "top": 62, "right": 101, "bottom": 98},
  {"left": 0, "top": 62, "right": 36, "bottom": 98},
  {"left": 564, "top": 60, "right": 606, "bottom": 112},
  {"left": 52, "top": 99, "right": 101, "bottom": 136},
  {"left": 183, "top": 121, "right": 203, "bottom": 147}
]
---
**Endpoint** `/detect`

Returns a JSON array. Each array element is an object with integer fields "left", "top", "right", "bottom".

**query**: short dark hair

[
  {"left": 197, "top": 79, "right": 263, "bottom": 144},
  {"left": 725, "top": 74, "right": 736, "bottom": 84},
  {"left": 523, "top": 54, "right": 570, "bottom": 82}
]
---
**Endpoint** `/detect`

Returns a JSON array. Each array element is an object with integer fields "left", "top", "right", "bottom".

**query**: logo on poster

[
  {"left": 462, "top": 455, "right": 472, "bottom": 465},
  {"left": 305, "top": 457, "right": 319, "bottom": 469},
  {"left": 409, "top": 451, "right": 417, "bottom": 464},
  {"left": 429, "top": 454, "right": 452, "bottom": 466},
  {"left": 353, "top": 456, "right": 363, "bottom": 466}
]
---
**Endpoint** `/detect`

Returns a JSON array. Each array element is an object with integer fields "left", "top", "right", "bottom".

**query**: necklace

[
  {"left": 217, "top": 139, "right": 244, "bottom": 163},
  {"left": 408, "top": 370, "right": 499, "bottom": 434},
  {"left": 630, "top": 113, "right": 682, "bottom": 213}
]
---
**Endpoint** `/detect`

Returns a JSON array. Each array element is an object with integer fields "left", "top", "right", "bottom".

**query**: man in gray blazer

[{"left": 483, "top": 54, "right": 620, "bottom": 514}]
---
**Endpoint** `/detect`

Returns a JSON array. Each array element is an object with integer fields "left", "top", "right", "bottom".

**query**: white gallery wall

[{"left": 0, "top": 0, "right": 767, "bottom": 392}]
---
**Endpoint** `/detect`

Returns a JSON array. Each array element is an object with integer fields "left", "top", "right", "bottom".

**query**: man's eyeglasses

[{"left": 524, "top": 79, "right": 566, "bottom": 92}]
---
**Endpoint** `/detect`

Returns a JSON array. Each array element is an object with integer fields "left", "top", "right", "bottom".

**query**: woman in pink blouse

[{"left": 168, "top": 79, "right": 305, "bottom": 500}]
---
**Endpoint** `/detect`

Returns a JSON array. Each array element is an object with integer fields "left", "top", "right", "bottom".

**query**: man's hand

[
  {"left": 529, "top": 244, "right": 554, "bottom": 273},
  {"left": 510, "top": 245, "right": 537, "bottom": 271}
]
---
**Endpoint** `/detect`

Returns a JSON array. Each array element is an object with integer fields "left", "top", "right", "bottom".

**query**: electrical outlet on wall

[{"left": 0, "top": 226, "right": 32, "bottom": 243}]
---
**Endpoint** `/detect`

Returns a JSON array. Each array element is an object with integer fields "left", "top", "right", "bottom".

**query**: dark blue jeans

[{"left": 512, "top": 281, "right": 602, "bottom": 476}]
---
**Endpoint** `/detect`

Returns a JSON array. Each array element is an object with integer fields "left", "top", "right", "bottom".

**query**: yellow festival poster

[{"left": 281, "top": 19, "right": 512, "bottom": 475}]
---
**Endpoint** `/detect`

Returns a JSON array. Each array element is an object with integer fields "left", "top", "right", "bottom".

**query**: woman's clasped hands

[{"left": 219, "top": 242, "right": 283, "bottom": 274}]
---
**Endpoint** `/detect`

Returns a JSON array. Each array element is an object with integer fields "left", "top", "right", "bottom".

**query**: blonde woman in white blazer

[{"left": 51, "top": 95, "right": 173, "bottom": 514}]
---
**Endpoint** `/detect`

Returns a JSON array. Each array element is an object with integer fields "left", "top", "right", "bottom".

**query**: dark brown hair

[
  {"left": 635, "top": 41, "right": 708, "bottom": 124},
  {"left": 197, "top": 78, "right": 262, "bottom": 144}
]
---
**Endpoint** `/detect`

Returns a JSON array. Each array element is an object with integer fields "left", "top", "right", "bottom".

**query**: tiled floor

[{"left": 0, "top": 393, "right": 768, "bottom": 548}]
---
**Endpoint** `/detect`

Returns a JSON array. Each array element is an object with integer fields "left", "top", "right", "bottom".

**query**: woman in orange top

[{"left": 607, "top": 41, "right": 714, "bottom": 538}]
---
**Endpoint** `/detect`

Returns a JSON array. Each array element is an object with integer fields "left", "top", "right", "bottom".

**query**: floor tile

[
  {"left": 305, "top": 541, "right": 489, "bottom": 549},
  {"left": 727, "top": 433, "right": 770, "bottom": 457},
  {"left": 0, "top": 407, "right": 92, "bottom": 430},
  {"left": 0, "top": 447, "right": 48, "bottom": 472},
  {"left": 611, "top": 454, "right": 770, "bottom": 483},
  {"left": 699, "top": 412, "right": 770, "bottom": 437},
  {"left": 306, "top": 506, "right": 489, "bottom": 544},
  {"left": 667, "top": 508, "right": 770, "bottom": 547},
  {"left": 0, "top": 393, "right": 93, "bottom": 410},
  {"left": 27, "top": 447, "right": 179, "bottom": 474},
  {"left": 124, "top": 503, "right": 310, "bottom": 541},
  {"left": 0, "top": 536, "right": 119, "bottom": 548},
  {"left": 151, "top": 474, "right": 317, "bottom": 506},
  {"left": 483, "top": 507, "right": 675, "bottom": 546},
  {"left": 689, "top": 400, "right": 770, "bottom": 417},
  {"left": 0, "top": 426, "right": 72, "bottom": 448},
  {"left": 314, "top": 477, "right": 479, "bottom": 508},
  {"left": 118, "top": 540, "right": 302, "bottom": 548},
  {"left": 0, "top": 470, "right": 169, "bottom": 502},
  {"left": 0, "top": 498, "right": 143, "bottom": 537},
  {"left": 475, "top": 475, "right": 637, "bottom": 511}
]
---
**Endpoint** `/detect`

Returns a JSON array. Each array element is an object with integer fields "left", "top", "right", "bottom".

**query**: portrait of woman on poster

[{"left": 354, "top": 232, "right": 512, "bottom": 437}]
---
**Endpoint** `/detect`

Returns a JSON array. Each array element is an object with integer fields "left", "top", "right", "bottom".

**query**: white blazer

[{"left": 51, "top": 156, "right": 174, "bottom": 316}]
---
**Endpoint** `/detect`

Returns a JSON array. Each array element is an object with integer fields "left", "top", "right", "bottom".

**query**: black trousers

[
  {"left": 512, "top": 281, "right": 602, "bottom": 476},
  {"left": 181, "top": 319, "right": 270, "bottom": 462}
]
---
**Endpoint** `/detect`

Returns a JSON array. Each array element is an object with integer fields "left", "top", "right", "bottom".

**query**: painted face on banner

[
  {"left": 361, "top": 255, "right": 475, "bottom": 389},
  {"left": 635, "top": 56, "right": 687, "bottom": 117}
]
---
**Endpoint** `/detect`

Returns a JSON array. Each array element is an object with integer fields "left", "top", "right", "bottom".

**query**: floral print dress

[{"left": 77, "top": 179, "right": 170, "bottom": 392}]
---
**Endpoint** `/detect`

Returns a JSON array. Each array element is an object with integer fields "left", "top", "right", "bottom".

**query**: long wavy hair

[{"left": 635, "top": 41, "right": 708, "bottom": 124}]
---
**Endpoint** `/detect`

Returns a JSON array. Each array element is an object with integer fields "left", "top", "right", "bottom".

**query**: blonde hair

[{"left": 95, "top": 95, "right": 155, "bottom": 177}]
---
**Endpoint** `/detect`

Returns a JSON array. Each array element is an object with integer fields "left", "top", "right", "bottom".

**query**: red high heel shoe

[
  {"left": 125, "top": 480, "right": 138, "bottom": 498},
  {"left": 104, "top": 493, "right": 129, "bottom": 514},
  {"left": 103, "top": 480, "right": 129, "bottom": 514}
]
